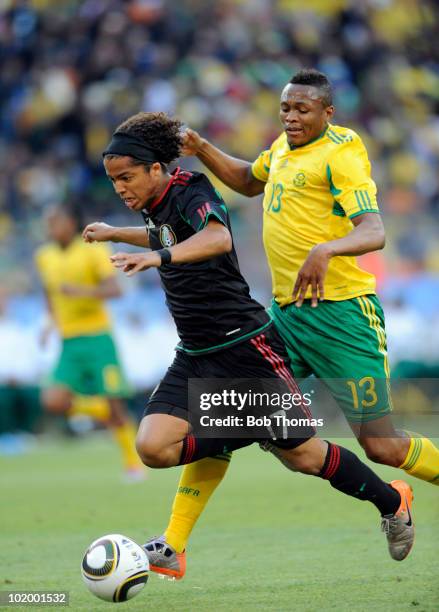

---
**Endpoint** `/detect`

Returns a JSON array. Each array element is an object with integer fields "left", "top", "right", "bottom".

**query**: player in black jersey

[{"left": 83, "top": 112, "right": 413, "bottom": 575}]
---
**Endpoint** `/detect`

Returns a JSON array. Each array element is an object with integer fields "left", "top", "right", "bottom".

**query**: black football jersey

[{"left": 141, "top": 167, "right": 271, "bottom": 354}]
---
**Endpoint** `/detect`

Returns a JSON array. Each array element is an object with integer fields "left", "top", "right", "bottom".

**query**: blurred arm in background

[
  {"left": 39, "top": 289, "right": 56, "bottom": 348},
  {"left": 60, "top": 276, "right": 122, "bottom": 300}
]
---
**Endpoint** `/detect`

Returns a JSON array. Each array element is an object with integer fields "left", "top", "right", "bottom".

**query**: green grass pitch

[{"left": 1, "top": 436, "right": 438, "bottom": 611}]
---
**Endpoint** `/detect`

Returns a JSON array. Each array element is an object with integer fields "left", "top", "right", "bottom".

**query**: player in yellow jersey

[
  {"left": 35, "top": 202, "right": 144, "bottom": 480},
  {"left": 141, "top": 69, "right": 437, "bottom": 579}
]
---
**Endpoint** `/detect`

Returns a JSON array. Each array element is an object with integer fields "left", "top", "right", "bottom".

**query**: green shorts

[
  {"left": 0, "top": 385, "right": 41, "bottom": 433},
  {"left": 49, "top": 333, "right": 130, "bottom": 397},
  {"left": 270, "top": 295, "right": 392, "bottom": 422}
]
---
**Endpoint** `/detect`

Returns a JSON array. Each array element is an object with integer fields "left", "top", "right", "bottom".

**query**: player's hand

[
  {"left": 82, "top": 222, "right": 115, "bottom": 243},
  {"left": 110, "top": 252, "right": 161, "bottom": 276},
  {"left": 292, "top": 244, "right": 332, "bottom": 307},
  {"left": 181, "top": 128, "right": 204, "bottom": 156}
]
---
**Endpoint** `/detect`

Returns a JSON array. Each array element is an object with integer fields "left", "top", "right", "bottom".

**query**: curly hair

[
  {"left": 290, "top": 69, "right": 333, "bottom": 107},
  {"left": 115, "top": 112, "right": 183, "bottom": 165}
]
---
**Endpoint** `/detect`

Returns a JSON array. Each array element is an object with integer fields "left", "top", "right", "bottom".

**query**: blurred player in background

[
  {"left": 84, "top": 111, "right": 416, "bottom": 577},
  {"left": 138, "top": 68, "right": 438, "bottom": 579},
  {"left": 35, "top": 203, "right": 144, "bottom": 480},
  {"left": 0, "top": 288, "right": 41, "bottom": 451}
]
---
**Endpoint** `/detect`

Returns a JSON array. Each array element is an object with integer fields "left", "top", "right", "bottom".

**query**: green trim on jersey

[
  {"left": 326, "top": 164, "right": 341, "bottom": 197},
  {"left": 403, "top": 438, "right": 422, "bottom": 471},
  {"left": 326, "top": 165, "right": 346, "bottom": 217},
  {"left": 327, "top": 129, "right": 354, "bottom": 145},
  {"left": 197, "top": 209, "right": 226, "bottom": 231},
  {"left": 349, "top": 209, "right": 380, "bottom": 219},
  {"left": 177, "top": 319, "right": 273, "bottom": 355},
  {"left": 332, "top": 201, "right": 346, "bottom": 217},
  {"left": 290, "top": 125, "right": 328, "bottom": 150},
  {"left": 355, "top": 189, "right": 372, "bottom": 210}
]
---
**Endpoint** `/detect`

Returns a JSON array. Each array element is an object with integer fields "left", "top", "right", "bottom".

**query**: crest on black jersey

[{"left": 159, "top": 224, "right": 177, "bottom": 247}]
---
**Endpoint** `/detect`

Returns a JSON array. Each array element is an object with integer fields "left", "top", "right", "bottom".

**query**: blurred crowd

[{"left": 0, "top": 0, "right": 439, "bottom": 434}]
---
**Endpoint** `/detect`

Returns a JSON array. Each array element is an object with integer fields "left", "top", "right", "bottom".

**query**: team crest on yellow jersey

[
  {"left": 159, "top": 224, "right": 177, "bottom": 247},
  {"left": 293, "top": 171, "right": 306, "bottom": 188}
]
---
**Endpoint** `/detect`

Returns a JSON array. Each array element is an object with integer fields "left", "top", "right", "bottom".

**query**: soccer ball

[{"left": 81, "top": 534, "right": 149, "bottom": 603}]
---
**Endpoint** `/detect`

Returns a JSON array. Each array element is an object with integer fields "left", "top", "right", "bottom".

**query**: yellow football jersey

[
  {"left": 35, "top": 236, "right": 115, "bottom": 338},
  {"left": 252, "top": 124, "right": 379, "bottom": 306}
]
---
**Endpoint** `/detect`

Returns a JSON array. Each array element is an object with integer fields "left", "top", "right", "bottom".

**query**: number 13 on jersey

[{"left": 266, "top": 183, "right": 284, "bottom": 213}]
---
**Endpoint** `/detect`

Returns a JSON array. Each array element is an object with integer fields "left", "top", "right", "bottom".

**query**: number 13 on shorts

[{"left": 346, "top": 376, "right": 378, "bottom": 410}]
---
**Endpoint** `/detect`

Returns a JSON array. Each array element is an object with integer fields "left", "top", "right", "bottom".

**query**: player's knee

[
  {"left": 135, "top": 435, "right": 173, "bottom": 468},
  {"left": 41, "top": 388, "right": 71, "bottom": 414},
  {"left": 276, "top": 439, "right": 325, "bottom": 475},
  {"left": 288, "top": 451, "right": 322, "bottom": 475},
  {"left": 361, "top": 438, "right": 402, "bottom": 467},
  {"left": 135, "top": 437, "right": 162, "bottom": 467}
]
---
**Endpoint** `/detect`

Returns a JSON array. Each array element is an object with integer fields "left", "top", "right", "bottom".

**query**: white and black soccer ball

[{"left": 81, "top": 534, "right": 149, "bottom": 603}]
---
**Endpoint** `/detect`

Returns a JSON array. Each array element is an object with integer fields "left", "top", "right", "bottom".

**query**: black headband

[{"left": 102, "top": 131, "right": 160, "bottom": 163}]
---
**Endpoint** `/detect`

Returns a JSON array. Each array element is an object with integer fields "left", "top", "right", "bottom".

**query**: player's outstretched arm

[
  {"left": 182, "top": 128, "right": 265, "bottom": 197},
  {"left": 60, "top": 276, "right": 122, "bottom": 300},
  {"left": 111, "top": 219, "right": 231, "bottom": 277},
  {"left": 83, "top": 222, "right": 150, "bottom": 248},
  {"left": 39, "top": 290, "right": 56, "bottom": 346}
]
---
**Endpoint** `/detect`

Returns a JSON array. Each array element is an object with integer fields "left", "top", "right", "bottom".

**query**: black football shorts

[{"left": 144, "top": 325, "right": 315, "bottom": 450}]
